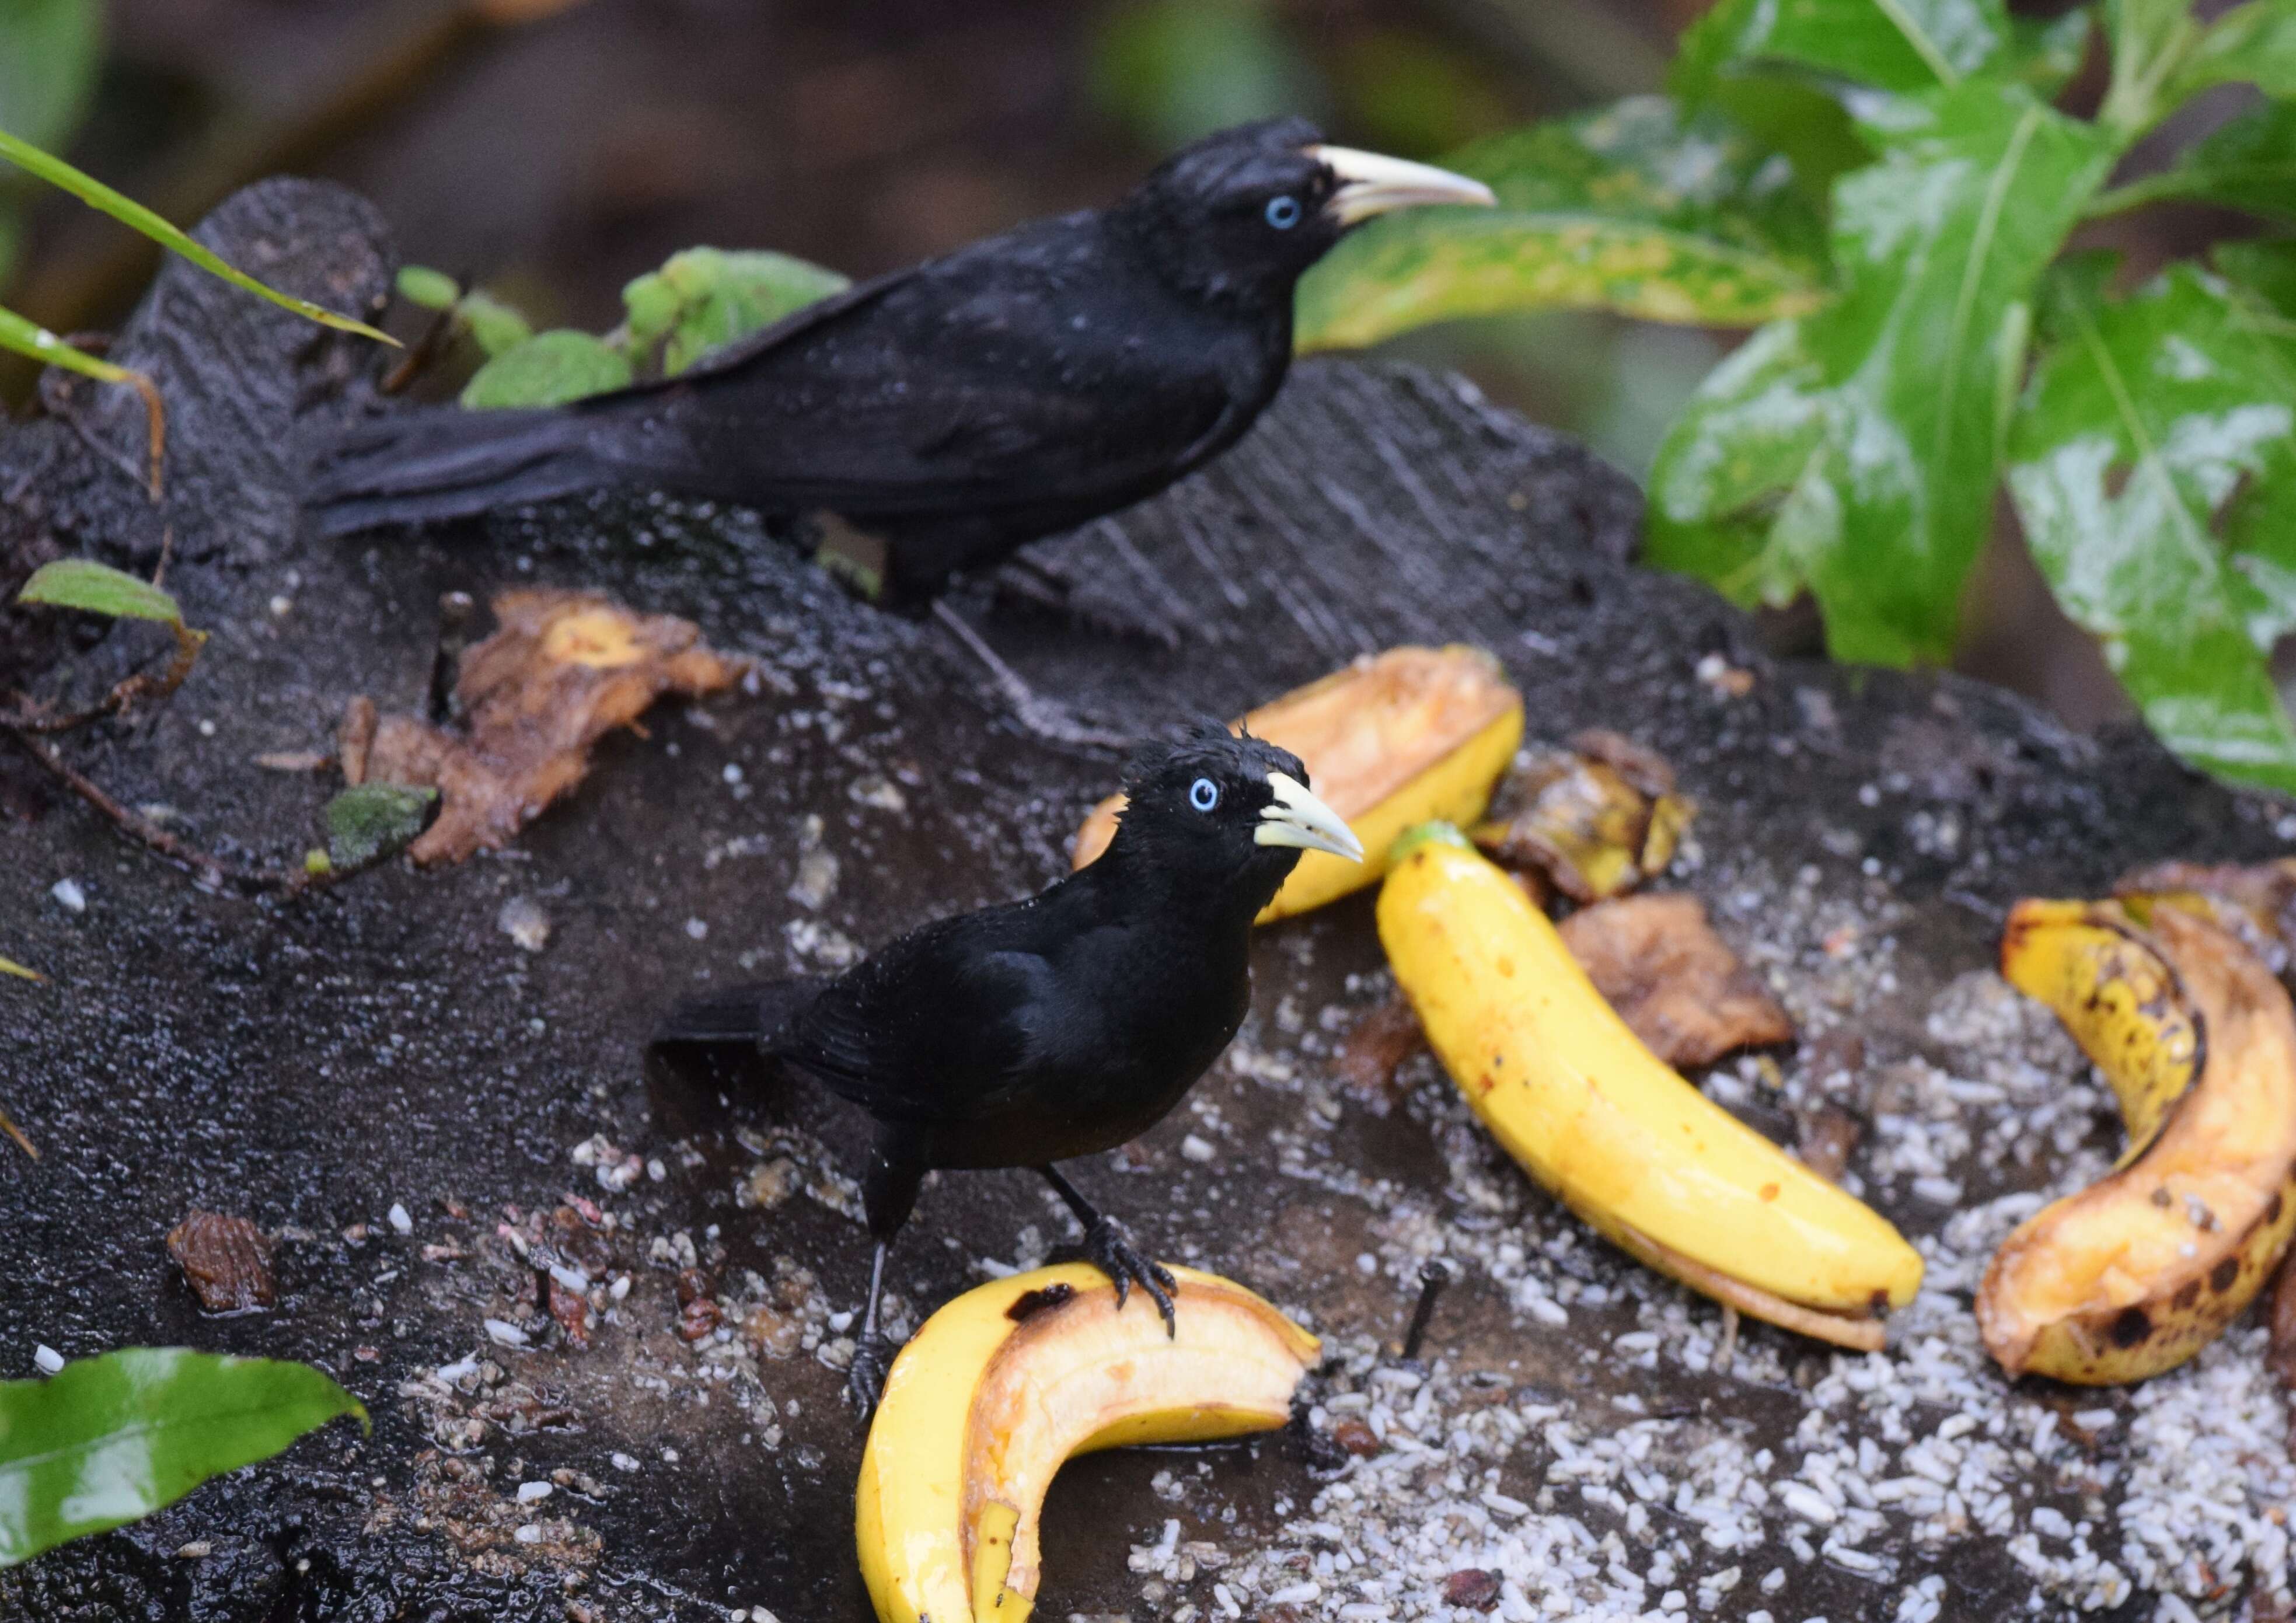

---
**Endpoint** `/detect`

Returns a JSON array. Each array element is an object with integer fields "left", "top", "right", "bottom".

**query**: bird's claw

[
  {"left": 1084, "top": 1216, "right": 1178, "bottom": 1338},
  {"left": 845, "top": 1335, "right": 895, "bottom": 1422}
]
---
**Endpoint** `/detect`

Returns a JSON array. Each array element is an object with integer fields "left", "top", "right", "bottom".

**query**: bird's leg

[
  {"left": 930, "top": 601, "right": 1130, "bottom": 751},
  {"left": 845, "top": 1240, "right": 894, "bottom": 1419},
  {"left": 1038, "top": 1164, "right": 1177, "bottom": 1338}
]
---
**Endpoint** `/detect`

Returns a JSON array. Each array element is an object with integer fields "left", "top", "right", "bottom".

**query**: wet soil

[{"left": 3, "top": 182, "right": 2289, "bottom": 1622}]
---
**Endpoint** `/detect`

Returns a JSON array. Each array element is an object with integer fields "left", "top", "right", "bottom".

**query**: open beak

[
  {"left": 1307, "top": 144, "right": 1496, "bottom": 227},
  {"left": 1255, "top": 772, "right": 1365, "bottom": 863}
]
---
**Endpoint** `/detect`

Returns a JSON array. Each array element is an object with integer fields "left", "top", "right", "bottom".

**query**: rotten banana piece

[
  {"left": 1377, "top": 823, "right": 1921, "bottom": 1346},
  {"left": 854, "top": 1263, "right": 1318, "bottom": 1623},
  {"left": 1073, "top": 644, "right": 1522, "bottom": 922},
  {"left": 1981, "top": 900, "right": 2296, "bottom": 1383}
]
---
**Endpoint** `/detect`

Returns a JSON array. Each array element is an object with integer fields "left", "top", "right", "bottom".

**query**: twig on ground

[{"left": 0, "top": 1101, "right": 39, "bottom": 1161}]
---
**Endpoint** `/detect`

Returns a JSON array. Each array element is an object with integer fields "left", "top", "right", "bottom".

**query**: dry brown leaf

[
  {"left": 1474, "top": 732, "right": 1694, "bottom": 903},
  {"left": 356, "top": 589, "right": 745, "bottom": 865},
  {"left": 1793, "top": 1100, "right": 1867, "bottom": 1184},
  {"left": 1558, "top": 892, "right": 1793, "bottom": 1069},
  {"left": 1335, "top": 996, "right": 1425, "bottom": 1115},
  {"left": 166, "top": 1210, "right": 275, "bottom": 1312}
]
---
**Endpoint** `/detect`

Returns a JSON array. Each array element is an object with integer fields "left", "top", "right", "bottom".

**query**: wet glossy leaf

[
  {"left": 2007, "top": 266, "right": 2296, "bottom": 791},
  {"left": 1672, "top": 0, "right": 2014, "bottom": 99},
  {"left": 2100, "top": 99, "right": 2296, "bottom": 221},
  {"left": 18, "top": 559, "right": 182, "bottom": 625},
  {"left": 1647, "top": 81, "right": 2118, "bottom": 664},
  {"left": 621, "top": 247, "right": 848, "bottom": 375},
  {"left": 394, "top": 264, "right": 460, "bottom": 312},
  {"left": 0, "top": 130, "right": 395, "bottom": 346},
  {"left": 1296, "top": 99, "right": 1830, "bottom": 352},
  {"left": 460, "top": 329, "right": 632, "bottom": 409},
  {"left": 324, "top": 783, "right": 438, "bottom": 868},
  {"left": 2171, "top": 0, "right": 2296, "bottom": 100},
  {"left": 0, "top": 1349, "right": 366, "bottom": 1566},
  {"left": 0, "top": 0, "right": 102, "bottom": 155}
]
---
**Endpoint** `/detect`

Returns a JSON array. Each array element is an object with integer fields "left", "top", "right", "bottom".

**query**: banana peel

[
  {"left": 1072, "top": 645, "right": 1522, "bottom": 922},
  {"left": 1981, "top": 900, "right": 2296, "bottom": 1383},
  {"left": 1378, "top": 824, "right": 1921, "bottom": 1349},
  {"left": 855, "top": 1264, "right": 1317, "bottom": 1623}
]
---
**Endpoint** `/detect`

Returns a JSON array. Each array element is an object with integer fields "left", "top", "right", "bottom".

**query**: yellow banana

[
  {"left": 1981, "top": 900, "right": 2296, "bottom": 1383},
  {"left": 854, "top": 1264, "right": 1318, "bottom": 1623},
  {"left": 1377, "top": 824, "right": 1922, "bottom": 1348},
  {"left": 1073, "top": 645, "right": 1522, "bottom": 921}
]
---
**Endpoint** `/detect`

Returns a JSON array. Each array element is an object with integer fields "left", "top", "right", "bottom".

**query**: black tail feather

[
  {"left": 647, "top": 978, "right": 828, "bottom": 1091},
  {"left": 303, "top": 405, "right": 609, "bottom": 536}
]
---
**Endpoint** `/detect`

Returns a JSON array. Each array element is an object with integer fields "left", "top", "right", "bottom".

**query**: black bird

[
  {"left": 651, "top": 724, "right": 1363, "bottom": 1411},
  {"left": 307, "top": 118, "right": 1492, "bottom": 596}
]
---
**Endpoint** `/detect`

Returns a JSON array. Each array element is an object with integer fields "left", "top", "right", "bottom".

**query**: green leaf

[
  {"left": 456, "top": 290, "right": 535, "bottom": 359},
  {"left": 460, "top": 329, "right": 633, "bottom": 410},
  {"left": 2093, "top": 99, "right": 2296, "bottom": 220},
  {"left": 0, "top": 955, "right": 43, "bottom": 983},
  {"left": 0, "top": 128, "right": 396, "bottom": 347},
  {"left": 1672, "top": 0, "right": 2014, "bottom": 99},
  {"left": 2214, "top": 237, "right": 2296, "bottom": 317},
  {"left": 394, "top": 264, "right": 460, "bottom": 312},
  {"left": 324, "top": 783, "right": 437, "bottom": 868},
  {"left": 1647, "top": 79, "right": 2119, "bottom": 664},
  {"left": 2170, "top": 0, "right": 2296, "bottom": 100},
  {"left": 0, "top": 1349, "right": 366, "bottom": 1566},
  {"left": 621, "top": 247, "right": 849, "bottom": 375},
  {"left": 2012, "top": 6, "right": 2096, "bottom": 99},
  {"left": 2099, "top": 0, "right": 2207, "bottom": 135},
  {"left": 2007, "top": 265, "right": 2296, "bottom": 792},
  {"left": 1087, "top": 0, "right": 1322, "bottom": 152},
  {"left": 1295, "top": 98, "right": 1830, "bottom": 352},
  {"left": 0, "top": 0, "right": 102, "bottom": 156},
  {"left": 18, "top": 559, "right": 183, "bottom": 625}
]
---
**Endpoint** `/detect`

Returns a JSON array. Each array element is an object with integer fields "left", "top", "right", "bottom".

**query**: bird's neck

[
  {"left": 1104, "top": 200, "right": 1294, "bottom": 323},
  {"left": 1087, "top": 840, "right": 1274, "bottom": 943}
]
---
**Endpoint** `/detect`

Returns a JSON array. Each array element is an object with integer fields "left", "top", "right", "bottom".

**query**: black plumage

[
  {"left": 650, "top": 725, "right": 1363, "bottom": 1409},
  {"left": 307, "top": 120, "right": 1491, "bottom": 595}
]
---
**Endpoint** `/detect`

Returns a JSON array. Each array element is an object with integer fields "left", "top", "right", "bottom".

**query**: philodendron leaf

[
  {"left": 2098, "top": 99, "right": 2296, "bottom": 221},
  {"left": 621, "top": 247, "right": 849, "bottom": 375},
  {"left": 0, "top": 1349, "right": 366, "bottom": 1566},
  {"left": 324, "top": 783, "right": 437, "bottom": 868},
  {"left": 1295, "top": 98, "right": 1830, "bottom": 352},
  {"left": 1646, "top": 79, "right": 2118, "bottom": 665},
  {"left": 18, "top": 559, "right": 182, "bottom": 624},
  {"left": 2007, "top": 266, "right": 2296, "bottom": 793},
  {"left": 460, "top": 330, "right": 633, "bottom": 410},
  {"left": 1671, "top": 0, "right": 2014, "bottom": 99},
  {"left": 2171, "top": 0, "right": 2296, "bottom": 100}
]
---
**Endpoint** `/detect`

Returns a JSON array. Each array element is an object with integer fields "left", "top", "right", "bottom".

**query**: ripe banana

[
  {"left": 1073, "top": 644, "right": 1522, "bottom": 921},
  {"left": 1981, "top": 900, "right": 2296, "bottom": 1383},
  {"left": 854, "top": 1263, "right": 1318, "bottom": 1623},
  {"left": 1378, "top": 824, "right": 1922, "bottom": 1349}
]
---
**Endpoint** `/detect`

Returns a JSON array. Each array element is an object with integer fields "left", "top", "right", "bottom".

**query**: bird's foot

[
  {"left": 1084, "top": 1215, "right": 1178, "bottom": 1337},
  {"left": 845, "top": 1334, "right": 895, "bottom": 1422}
]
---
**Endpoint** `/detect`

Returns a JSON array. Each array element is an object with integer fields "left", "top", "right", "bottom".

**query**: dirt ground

[{"left": 2, "top": 182, "right": 2292, "bottom": 1622}]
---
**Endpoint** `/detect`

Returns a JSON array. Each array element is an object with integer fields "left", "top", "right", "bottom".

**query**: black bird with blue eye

[
  {"left": 306, "top": 118, "right": 1493, "bottom": 598},
  {"left": 650, "top": 724, "right": 1364, "bottom": 1412}
]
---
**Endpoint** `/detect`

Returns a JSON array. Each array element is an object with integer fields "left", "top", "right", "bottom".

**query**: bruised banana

[
  {"left": 1980, "top": 900, "right": 2296, "bottom": 1383},
  {"left": 1379, "top": 825, "right": 1922, "bottom": 1349},
  {"left": 1074, "top": 644, "right": 1522, "bottom": 922},
  {"left": 855, "top": 1264, "right": 1317, "bottom": 1623}
]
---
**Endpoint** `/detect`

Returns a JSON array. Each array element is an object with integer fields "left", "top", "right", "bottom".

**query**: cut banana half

[
  {"left": 854, "top": 1264, "right": 1318, "bottom": 1623},
  {"left": 1981, "top": 900, "right": 2296, "bottom": 1383},
  {"left": 1073, "top": 645, "right": 1523, "bottom": 922},
  {"left": 1377, "top": 824, "right": 1922, "bottom": 1347}
]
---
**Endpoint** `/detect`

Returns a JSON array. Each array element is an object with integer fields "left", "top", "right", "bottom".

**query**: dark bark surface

[{"left": 3, "top": 182, "right": 2290, "bottom": 1622}]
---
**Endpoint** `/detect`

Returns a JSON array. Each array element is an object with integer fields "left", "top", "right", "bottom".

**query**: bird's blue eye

[
  {"left": 1189, "top": 777, "right": 1220, "bottom": 812},
  {"left": 1265, "top": 195, "right": 1301, "bottom": 230}
]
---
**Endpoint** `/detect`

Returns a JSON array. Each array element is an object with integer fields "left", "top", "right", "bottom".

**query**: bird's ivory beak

[
  {"left": 1255, "top": 772, "right": 1365, "bottom": 863},
  {"left": 1307, "top": 145, "right": 1496, "bottom": 226}
]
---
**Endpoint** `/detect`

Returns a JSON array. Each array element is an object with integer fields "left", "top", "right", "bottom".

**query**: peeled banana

[
  {"left": 1981, "top": 900, "right": 2296, "bottom": 1383},
  {"left": 854, "top": 1263, "right": 1318, "bottom": 1623},
  {"left": 1073, "top": 644, "right": 1522, "bottom": 922},
  {"left": 1378, "top": 823, "right": 1922, "bottom": 1349}
]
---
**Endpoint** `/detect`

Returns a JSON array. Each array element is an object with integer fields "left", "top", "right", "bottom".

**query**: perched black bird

[
  {"left": 651, "top": 724, "right": 1363, "bottom": 1410},
  {"left": 307, "top": 118, "right": 1492, "bottom": 596}
]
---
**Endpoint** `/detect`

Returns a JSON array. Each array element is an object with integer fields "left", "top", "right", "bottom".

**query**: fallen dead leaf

[
  {"left": 1558, "top": 892, "right": 1792, "bottom": 1068},
  {"left": 166, "top": 1210, "right": 276, "bottom": 1311},
  {"left": 1793, "top": 1100, "right": 1866, "bottom": 1184},
  {"left": 1474, "top": 732, "right": 1694, "bottom": 903},
  {"left": 355, "top": 589, "right": 746, "bottom": 865},
  {"left": 1335, "top": 997, "right": 1425, "bottom": 1115}
]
